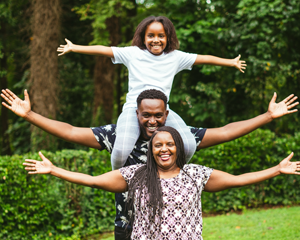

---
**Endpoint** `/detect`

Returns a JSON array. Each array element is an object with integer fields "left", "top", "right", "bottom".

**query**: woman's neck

[{"left": 158, "top": 166, "right": 181, "bottom": 179}]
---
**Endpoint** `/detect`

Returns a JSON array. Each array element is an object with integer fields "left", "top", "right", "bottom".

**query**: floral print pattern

[{"left": 120, "top": 164, "right": 213, "bottom": 239}]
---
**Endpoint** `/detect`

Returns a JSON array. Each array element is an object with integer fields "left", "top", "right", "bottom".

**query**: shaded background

[{"left": 1, "top": 0, "right": 299, "bottom": 155}]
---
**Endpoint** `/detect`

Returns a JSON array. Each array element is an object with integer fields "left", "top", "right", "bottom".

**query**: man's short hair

[{"left": 137, "top": 89, "right": 168, "bottom": 108}]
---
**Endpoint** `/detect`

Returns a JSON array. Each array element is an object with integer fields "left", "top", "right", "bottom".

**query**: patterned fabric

[
  {"left": 91, "top": 124, "right": 207, "bottom": 230},
  {"left": 119, "top": 164, "right": 213, "bottom": 240}
]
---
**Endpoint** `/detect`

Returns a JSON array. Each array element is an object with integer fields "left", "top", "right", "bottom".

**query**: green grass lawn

[
  {"left": 202, "top": 206, "right": 300, "bottom": 239},
  {"left": 96, "top": 206, "right": 300, "bottom": 239}
]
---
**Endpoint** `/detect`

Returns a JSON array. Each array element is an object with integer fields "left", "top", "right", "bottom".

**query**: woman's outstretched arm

[
  {"left": 204, "top": 152, "right": 300, "bottom": 192},
  {"left": 23, "top": 152, "right": 128, "bottom": 193},
  {"left": 57, "top": 38, "right": 114, "bottom": 58},
  {"left": 194, "top": 54, "right": 246, "bottom": 73}
]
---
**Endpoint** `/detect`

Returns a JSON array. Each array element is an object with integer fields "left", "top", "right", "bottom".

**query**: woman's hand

[{"left": 279, "top": 152, "right": 300, "bottom": 175}]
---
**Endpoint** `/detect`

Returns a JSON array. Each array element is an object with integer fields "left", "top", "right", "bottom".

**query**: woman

[{"left": 24, "top": 126, "right": 300, "bottom": 240}]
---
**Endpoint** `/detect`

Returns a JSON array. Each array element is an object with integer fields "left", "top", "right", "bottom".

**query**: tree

[
  {"left": 29, "top": 0, "right": 61, "bottom": 151},
  {"left": 74, "top": 0, "right": 137, "bottom": 124}
]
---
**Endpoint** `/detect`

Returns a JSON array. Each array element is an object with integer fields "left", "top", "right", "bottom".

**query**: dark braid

[{"left": 126, "top": 126, "right": 186, "bottom": 234}]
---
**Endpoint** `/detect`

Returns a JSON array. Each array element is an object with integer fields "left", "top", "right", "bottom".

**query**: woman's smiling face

[
  {"left": 152, "top": 131, "right": 178, "bottom": 171},
  {"left": 144, "top": 22, "right": 167, "bottom": 56}
]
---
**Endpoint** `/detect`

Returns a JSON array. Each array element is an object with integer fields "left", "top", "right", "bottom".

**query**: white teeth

[
  {"left": 148, "top": 127, "right": 156, "bottom": 130},
  {"left": 160, "top": 155, "right": 170, "bottom": 160}
]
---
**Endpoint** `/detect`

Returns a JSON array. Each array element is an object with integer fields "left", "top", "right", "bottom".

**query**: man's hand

[
  {"left": 279, "top": 152, "right": 300, "bottom": 175},
  {"left": 268, "top": 92, "right": 298, "bottom": 119},
  {"left": 23, "top": 152, "right": 53, "bottom": 175},
  {"left": 233, "top": 54, "right": 247, "bottom": 73},
  {"left": 57, "top": 38, "right": 73, "bottom": 56},
  {"left": 1, "top": 89, "right": 31, "bottom": 118}
]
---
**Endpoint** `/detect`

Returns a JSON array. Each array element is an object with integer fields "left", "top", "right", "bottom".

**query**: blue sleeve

[
  {"left": 91, "top": 124, "right": 116, "bottom": 153},
  {"left": 188, "top": 126, "right": 207, "bottom": 151}
]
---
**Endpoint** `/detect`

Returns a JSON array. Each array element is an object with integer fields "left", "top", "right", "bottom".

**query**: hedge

[
  {"left": 1, "top": 129, "right": 300, "bottom": 239},
  {"left": 0, "top": 149, "right": 114, "bottom": 239}
]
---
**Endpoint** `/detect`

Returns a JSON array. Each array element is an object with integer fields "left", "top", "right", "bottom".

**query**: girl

[
  {"left": 24, "top": 126, "right": 299, "bottom": 239},
  {"left": 57, "top": 16, "right": 247, "bottom": 170}
]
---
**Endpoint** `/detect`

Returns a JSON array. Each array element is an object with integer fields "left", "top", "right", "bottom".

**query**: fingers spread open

[
  {"left": 286, "top": 96, "right": 298, "bottom": 106},
  {"left": 287, "top": 102, "right": 299, "bottom": 109},
  {"left": 283, "top": 94, "right": 295, "bottom": 103},
  {"left": 25, "top": 159, "right": 37, "bottom": 163}
]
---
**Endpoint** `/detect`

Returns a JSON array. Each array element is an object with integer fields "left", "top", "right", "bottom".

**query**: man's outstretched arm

[
  {"left": 1, "top": 89, "right": 101, "bottom": 149},
  {"left": 198, "top": 92, "right": 298, "bottom": 150}
]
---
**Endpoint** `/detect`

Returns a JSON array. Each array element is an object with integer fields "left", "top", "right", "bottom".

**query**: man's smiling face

[{"left": 136, "top": 99, "right": 169, "bottom": 140}]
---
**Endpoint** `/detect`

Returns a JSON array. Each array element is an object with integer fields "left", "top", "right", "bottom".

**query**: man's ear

[
  {"left": 165, "top": 110, "right": 169, "bottom": 118},
  {"left": 136, "top": 109, "right": 139, "bottom": 118}
]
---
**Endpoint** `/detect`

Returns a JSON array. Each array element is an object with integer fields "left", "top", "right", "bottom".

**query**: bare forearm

[
  {"left": 24, "top": 111, "right": 99, "bottom": 148},
  {"left": 234, "top": 166, "right": 280, "bottom": 187},
  {"left": 50, "top": 167, "right": 127, "bottom": 192},
  {"left": 199, "top": 112, "right": 273, "bottom": 149},
  {"left": 50, "top": 165, "right": 97, "bottom": 187},
  {"left": 194, "top": 55, "right": 235, "bottom": 66},
  {"left": 71, "top": 44, "right": 113, "bottom": 57},
  {"left": 205, "top": 166, "right": 280, "bottom": 192},
  {"left": 220, "top": 111, "right": 273, "bottom": 142}
]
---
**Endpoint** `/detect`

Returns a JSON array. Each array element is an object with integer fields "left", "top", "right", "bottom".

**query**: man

[{"left": 1, "top": 88, "right": 298, "bottom": 240}]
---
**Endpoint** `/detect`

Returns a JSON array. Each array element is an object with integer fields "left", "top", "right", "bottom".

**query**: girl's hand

[
  {"left": 23, "top": 152, "right": 53, "bottom": 174},
  {"left": 1, "top": 89, "right": 31, "bottom": 118},
  {"left": 57, "top": 38, "right": 73, "bottom": 56},
  {"left": 233, "top": 54, "right": 247, "bottom": 73},
  {"left": 279, "top": 152, "right": 300, "bottom": 175}
]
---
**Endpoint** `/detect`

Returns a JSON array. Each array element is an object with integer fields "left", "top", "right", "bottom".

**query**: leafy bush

[
  {"left": 193, "top": 129, "right": 300, "bottom": 213},
  {"left": 0, "top": 149, "right": 114, "bottom": 239},
  {"left": 1, "top": 129, "right": 300, "bottom": 238}
]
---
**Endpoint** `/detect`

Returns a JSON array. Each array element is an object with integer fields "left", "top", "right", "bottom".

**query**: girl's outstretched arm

[
  {"left": 57, "top": 38, "right": 114, "bottom": 58},
  {"left": 194, "top": 54, "right": 246, "bottom": 73},
  {"left": 204, "top": 152, "right": 300, "bottom": 192},
  {"left": 23, "top": 152, "right": 128, "bottom": 193}
]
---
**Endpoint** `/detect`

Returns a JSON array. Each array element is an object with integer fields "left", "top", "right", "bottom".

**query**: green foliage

[
  {"left": 0, "top": 0, "right": 31, "bottom": 155},
  {"left": 142, "top": 0, "right": 300, "bottom": 133},
  {"left": 73, "top": 0, "right": 136, "bottom": 45},
  {"left": 2, "top": 0, "right": 300, "bottom": 156},
  {"left": 191, "top": 129, "right": 300, "bottom": 213},
  {"left": 0, "top": 149, "right": 114, "bottom": 239}
]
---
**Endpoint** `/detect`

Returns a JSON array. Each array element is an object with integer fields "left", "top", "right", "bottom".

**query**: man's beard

[
  {"left": 138, "top": 120, "right": 166, "bottom": 140},
  {"left": 139, "top": 121, "right": 151, "bottom": 140}
]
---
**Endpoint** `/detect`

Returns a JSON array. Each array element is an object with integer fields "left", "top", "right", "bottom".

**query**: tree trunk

[
  {"left": 29, "top": 0, "right": 60, "bottom": 151},
  {"left": 93, "top": 16, "right": 120, "bottom": 124}
]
